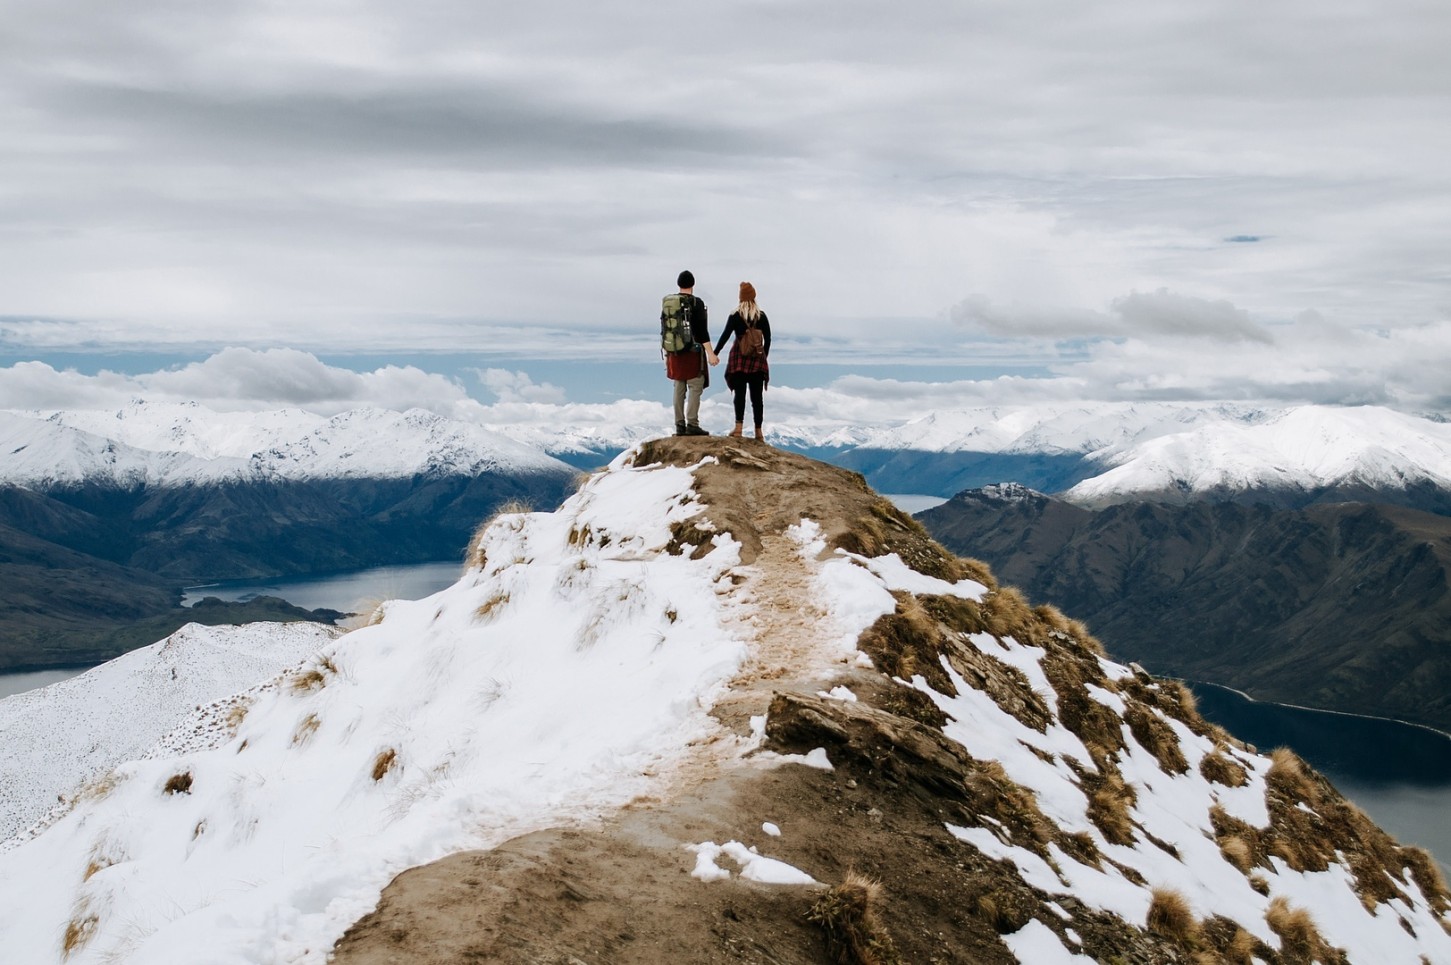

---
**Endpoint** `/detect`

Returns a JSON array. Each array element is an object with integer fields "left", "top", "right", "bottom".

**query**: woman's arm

[{"left": 713, "top": 314, "right": 738, "bottom": 356}]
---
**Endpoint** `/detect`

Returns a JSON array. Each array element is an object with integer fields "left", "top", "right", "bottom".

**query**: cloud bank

[{"left": 0, "top": 0, "right": 1447, "bottom": 378}]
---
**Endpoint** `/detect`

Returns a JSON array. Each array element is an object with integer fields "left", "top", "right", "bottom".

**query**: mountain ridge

[
  {"left": 2, "top": 439, "right": 1447, "bottom": 963},
  {"left": 918, "top": 487, "right": 1451, "bottom": 732}
]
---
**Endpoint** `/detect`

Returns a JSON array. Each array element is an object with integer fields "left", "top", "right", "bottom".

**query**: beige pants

[{"left": 673, "top": 375, "right": 705, "bottom": 426}]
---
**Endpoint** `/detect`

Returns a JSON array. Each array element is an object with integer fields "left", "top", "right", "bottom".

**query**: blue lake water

[
  {"left": 1190, "top": 682, "right": 1451, "bottom": 873},
  {"left": 884, "top": 493, "right": 948, "bottom": 514},
  {"left": 182, "top": 560, "right": 464, "bottom": 614}
]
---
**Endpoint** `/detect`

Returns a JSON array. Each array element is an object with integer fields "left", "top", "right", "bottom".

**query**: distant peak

[{"left": 959, "top": 481, "right": 1047, "bottom": 503}]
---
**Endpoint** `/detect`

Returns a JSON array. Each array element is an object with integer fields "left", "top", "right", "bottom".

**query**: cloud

[
  {"left": 0, "top": 0, "right": 1446, "bottom": 359},
  {"left": 950, "top": 289, "right": 1273, "bottom": 344},
  {"left": 473, "top": 368, "right": 566, "bottom": 404},
  {"left": 0, "top": 348, "right": 477, "bottom": 417},
  {"left": 1109, "top": 290, "right": 1273, "bottom": 344}
]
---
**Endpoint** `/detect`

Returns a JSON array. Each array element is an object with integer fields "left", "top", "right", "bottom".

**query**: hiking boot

[
  {"left": 684, "top": 424, "right": 710, "bottom": 436},
  {"left": 674, "top": 422, "right": 688, "bottom": 436},
  {"left": 728, "top": 423, "right": 743, "bottom": 438}
]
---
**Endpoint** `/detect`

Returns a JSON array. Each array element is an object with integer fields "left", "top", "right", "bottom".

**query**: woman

[{"left": 713, "top": 281, "right": 772, "bottom": 440}]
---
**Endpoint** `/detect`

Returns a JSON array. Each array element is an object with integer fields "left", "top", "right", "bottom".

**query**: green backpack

[{"left": 660, "top": 294, "right": 697, "bottom": 354}]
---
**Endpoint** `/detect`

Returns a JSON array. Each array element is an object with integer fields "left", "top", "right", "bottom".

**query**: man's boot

[
  {"left": 675, "top": 422, "right": 688, "bottom": 436},
  {"left": 685, "top": 423, "right": 710, "bottom": 436}
]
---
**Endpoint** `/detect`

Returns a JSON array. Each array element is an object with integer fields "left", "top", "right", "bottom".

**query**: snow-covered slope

[
  {"left": 0, "top": 622, "right": 340, "bottom": 844},
  {"left": 1064, "top": 405, "right": 1451, "bottom": 505},
  {"left": 1, "top": 440, "right": 1447, "bottom": 964},
  {"left": 0, "top": 447, "right": 763, "bottom": 962},
  {"left": 2, "top": 401, "right": 572, "bottom": 489}
]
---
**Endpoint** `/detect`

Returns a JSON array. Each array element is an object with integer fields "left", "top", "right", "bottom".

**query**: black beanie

[{"left": 677, "top": 270, "right": 695, "bottom": 288}]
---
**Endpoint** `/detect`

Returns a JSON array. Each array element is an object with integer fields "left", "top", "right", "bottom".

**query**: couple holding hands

[{"left": 662, "top": 269, "right": 772, "bottom": 440}]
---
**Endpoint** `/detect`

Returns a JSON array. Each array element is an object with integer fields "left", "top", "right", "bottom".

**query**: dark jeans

[{"left": 732, "top": 375, "right": 766, "bottom": 426}]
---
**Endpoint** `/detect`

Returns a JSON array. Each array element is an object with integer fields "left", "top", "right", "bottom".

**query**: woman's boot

[
  {"left": 729, "top": 422, "right": 743, "bottom": 437},
  {"left": 752, "top": 424, "right": 764, "bottom": 441}
]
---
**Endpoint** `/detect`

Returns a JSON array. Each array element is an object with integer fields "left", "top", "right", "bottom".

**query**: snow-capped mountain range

[
  {"left": 0, "top": 402, "right": 571, "bottom": 489},
  {"left": 5, "top": 399, "right": 1451, "bottom": 506},
  {"left": 1, "top": 441, "right": 1447, "bottom": 963}
]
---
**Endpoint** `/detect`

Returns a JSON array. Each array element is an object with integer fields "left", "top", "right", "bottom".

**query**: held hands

[{"left": 707, "top": 348, "right": 720, "bottom": 366}]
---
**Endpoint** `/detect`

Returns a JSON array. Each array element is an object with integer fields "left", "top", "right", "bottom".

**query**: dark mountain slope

[
  {"left": 0, "top": 468, "right": 573, "bottom": 672},
  {"left": 919, "top": 488, "right": 1451, "bottom": 732}
]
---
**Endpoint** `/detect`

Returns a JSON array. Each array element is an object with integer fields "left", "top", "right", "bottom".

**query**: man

[{"left": 663, "top": 270, "right": 718, "bottom": 436}]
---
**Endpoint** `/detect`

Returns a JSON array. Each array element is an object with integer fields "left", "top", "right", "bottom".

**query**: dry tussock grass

[
  {"left": 856, "top": 593, "right": 955, "bottom": 696},
  {"left": 1125, "top": 705, "right": 1189, "bottom": 775},
  {"left": 1044, "top": 655, "right": 1125, "bottom": 767},
  {"left": 162, "top": 771, "right": 193, "bottom": 795},
  {"left": 290, "top": 653, "right": 339, "bottom": 694},
  {"left": 225, "top": 699, "right": 252, "bottom": 732},
  {"left": 1265, "top": 896, "right": 1332, "bottom": 961},
  {"left": 62, "top": 904, "right": 99, "bottom": 958},
  {"left": 291, "top": 712, "right": 321, "bottom": 747},
  {"left": 834, "top": 497, "right": 971, "bottom": 583},
  {"left": 371, "top": 748, "right": 397, "bottom": 782},
  {"left": 475, "top": 591, "right": 511, "bottom": 622},
  {"left": 1200, "top": 749, "right": 1249, "bottom": 787},
  {"left": 1085, "top": 772, "right": 1137, "bottom": 846},
  {"left": 1403, "top": 846, "right": 1451, "bottom": 921},
  {"left": 963, "top": 761, "right": 1066, "bottom": 859},
  {"left": 1146, "top": 887, "right": 1200, "bottom": 942},
  {"left": 1198, "top": 917, "right": 1260, "bottom": 965},
  {"left": 1034, "top": 604, "right": 1106, "bottom": 657},
  {"left": 1218, "top": 834, "right": 1254, "bottom": 873},
  {"left": 972, "top": 889, "right": 1031, "bottom": 934},
  {"left": 1267, "top": 747, "right": 1320, "bottom": 805},
  {"left": 666, "top": 518, "right": 715, "bottom": 559},
  {"left": 469, "top": 498, "right": 533, "bottom": 569},
  {"left": 78, "top": 772, "right": 121, "bottom": 804},
  {"left": 807, "top": 871, "right": 902, "bottom": 965}
]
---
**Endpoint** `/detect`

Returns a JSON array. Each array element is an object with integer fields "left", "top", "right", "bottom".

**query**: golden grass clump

[
  {"left": 1200, "top": 749, "right": 1249, "bottom": 787},
  {"left": 1125, "top": 705, "right": 1189, "bottom": 775},
  {"left": 162, "top": 771, "right": 193, "bottom": 795},
  {"left": 291, "top": 712, "right": 321, "bottom": 747},
  {"left": 1265, "top": 896, "right": 1332, "bottom": 960},
  {"left": 289, "top": 653, "right": 339, "bottom": 694},
  {"left": 469, "top": 498, "right": 533, "bottom": 569},
  {"left": 1218, "top": 834, "right": 1254, "bottom": 873},
  {"left": 833, "top": 497, "right": 971, "bottom": 583},
  {"left": 475, "top": 591, "right": 511, "bottom": 622},
  {"left": 807, "top": 871, "right": 902, "bottom": 965},
  {"left": 1267, "top": 747, "right": 1320, "bottom": 806},
  {"left": 62, "top": 907, "right": 100, "bottom": 958},
  {"left": 855, "top": 593, "right": 956, "bottom": 697},
  {"left": 956, "top": 556, "right": 998, "bottom": 591},
  {"left": 1402, "top": 846, "right": 1451, "bottom": 920},
  {"left": 972, "top": 890, "right": 1031, "bottom": 934},
  {"left": 1226, "top": 926, "right": 1259, "bottom": 964},
  {"left": 980, "top": 586, "right": 1040, "bottom": 644},
  {"left": 666, "top": 518, "right": 715, "bottom": 559},
  {"left": 371, "top": 748, "right": 397, "bottom": 782},
  {"left": 1086, "top": 774, "right": 1138, "bottom": 846},
  {"left": 1146, "top": 887, "right": 1200, "bottom": 942},
  {"left": 225, "top": 699, "right": 252, "bottom": 732}
]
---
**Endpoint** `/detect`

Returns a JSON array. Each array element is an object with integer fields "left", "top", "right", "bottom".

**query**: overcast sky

[{"left": 1, "top": 0, "right": 1448, "bottom": 413}]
